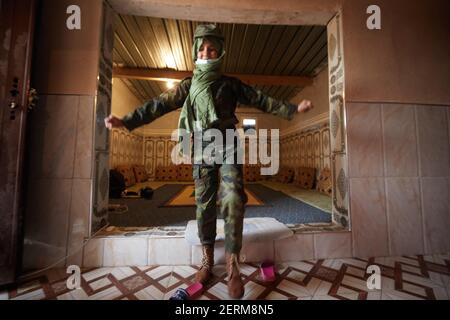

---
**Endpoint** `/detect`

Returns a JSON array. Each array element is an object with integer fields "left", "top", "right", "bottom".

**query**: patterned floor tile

[
  {"left": 337, "top": 292, "right": 360, "bottom": 300},
  {"left": 430, "top": 254, "right": 449, "bottom": 265},
  {"left": 313, "top": 280, "right": 332, "bottom": 296},
  {"left": 276, "top": 279, "right": 316, "bottom": 298},
  {"left": 314, "top": 266, "right": 339, "bottom": 282},
  {"left": 239, "top": 264, "right": 259, "bottom": 276},
  {"left": 312, "top": 295, "right": 340, "bottom": 300},
  {"left": 10, "top": 288, "right": 45, "bottom": 300},
  {"left": 4, "top": 254, "right": 450, "bottom": 300},
  {"left": 395, "top": 256, "right": 421, "bottom": 267},
  {"left": 89, "top": 277, "right": 112, "bottom": 291},
  {"left": 145, "top": 266, "right": 173, "bottom": 280},
  {"left": 381, "top": 277, "right": 396, "bottom": 290},
  {"left": 286, "top": 261, "right": 314, "bottom": 273},
  {"left": 57, "top": 288, "right": 89, "bottom": 300},
  {"left": 206, "top": 282, "right": 230, "bottom": 300},
  {"left": 442, "top": 274, "right": 450, "bottom": 289},
  {"left": 82, "top": 267, "right": 113, "bottom": 282},
  {"left": 402, "top": 272, "right": 444, "bottom": 288},
  {"left": 122, "top": 275, "right": 148, "bottom": 291},
  {"left": 0, "top": 290, "right": 9, "bottom": 300},
  {"left": 381, "top": 289, "right": 423, "bottom": 300},
  {"left": 337, "top": 258, "right": 368, "bottom": 269},
  {"left": 431, "top": 286, "right": 448, "bottom": 300},
  {"left": 88, "top": 286, "right": 122, "bottom": 300},
  {"left": 242, "top": 281, "right": 266, "bottom": 300},
  {"left": 402, "top": 282, "right": 431, "bottom": 299},
  {"left": 134, "top": 285, "right": 165, "bottom": 300},
  {"left": 110, "top": 267, "right": 136, "bottom": 281},
  {"left": 274, "top": 263, "right": 290, "bottom": 274},
  {"left": 345, "top": 266, "right": 366, "bottom": 278},
  {"left": 172, "top": 266, "right": 197, "bottom": 279},
  {"left": 137, "top": 266, "right": 150, "bottom": 271},
  {"left": 331, "top": 259, "right": 349, "bottom": 270},
  {"left": 335, "top": 283, "right": 365, "bottom": 300},
  {"left": 285, "top": 269, "right": 308, "bottom": 282},
  {"left": 264, "top": 291, "right": 291, "bottom": 300},
  {"left": 366, "top": 291, "right": 382, "bottom": 300},
  {"left": 401, "top": 264, "right": 422, "bottom": 275},
  {"left": 321, "top": 259, "right": 336, "bottom": 268},
  {"left": 52, "top": 279, "right": 69, "bottom": 295},
  {"left": 340, "top": 275, "right": 370, "bottom": 293}
]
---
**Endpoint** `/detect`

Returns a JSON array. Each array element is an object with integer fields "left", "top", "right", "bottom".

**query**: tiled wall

[
  {"left": 280, "top": 122, "right": 331, "bottom": 175},
  {"left": 82, "top": 232, "right": 354, "bottom": 267},
  {"left": 23, "top": 95, "right": 94, "bottom": 269},
  {"left": 347, "top": 103, "right": 450, "bottom": 258},
  {"left": 109, "top": 128, "right": 144, "bottom": 168},
  {"left": 22, "top": 0, "right": 109, "bottom": 270}
]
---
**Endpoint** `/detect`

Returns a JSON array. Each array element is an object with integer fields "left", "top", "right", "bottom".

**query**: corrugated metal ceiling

[{"left": 113, "top": 15, "right": 328, "bottom": 104}]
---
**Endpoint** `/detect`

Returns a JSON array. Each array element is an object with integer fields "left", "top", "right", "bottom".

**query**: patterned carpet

[
  {"left": 160, "top": 184, "right": 265, "bottom": 207},
  {"left": 108, "top": 184, "right": 331, "bottom": 227},
  {"left": 4, "top": 254, "right": 449, "bottom": 300}
]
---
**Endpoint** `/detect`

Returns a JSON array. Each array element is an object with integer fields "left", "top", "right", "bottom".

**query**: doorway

[{"left": 92, "top": 10, "right": 349, "bottom": 235}]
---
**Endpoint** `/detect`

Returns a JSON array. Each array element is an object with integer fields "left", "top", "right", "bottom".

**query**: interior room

[
  {"left": 107, "top": 16, "right": 334, "bottom": 232},
  {"left": 2, "top": 0, "right": 448, "bottom": 301}
]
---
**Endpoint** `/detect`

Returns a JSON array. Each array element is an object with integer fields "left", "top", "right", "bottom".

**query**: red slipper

[
  {"left": 185, "top": 282, "right": 203, "bottom": 299},
  {"left": 260, "top": 260, "right": 276, "bottom": 282}
]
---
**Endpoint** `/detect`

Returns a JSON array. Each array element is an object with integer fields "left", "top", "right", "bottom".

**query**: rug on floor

[
  {"left": 159, "top": 184, "right": 265, "bottom": 207},
  {"left": 108, "top": 184, "right": 331, "bottom": 227}
]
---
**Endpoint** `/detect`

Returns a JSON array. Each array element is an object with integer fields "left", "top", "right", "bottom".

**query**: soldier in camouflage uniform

[{"left": 105, "top": 24, "right": 313, "bottom": 299}]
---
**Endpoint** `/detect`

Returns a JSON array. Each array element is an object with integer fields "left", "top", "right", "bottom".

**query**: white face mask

[
  {"left": 195, "top": 58, "right": 210, "bottom": 65},
  {"left": 195, "top": 56, "right": 221, "bottom": 65}
]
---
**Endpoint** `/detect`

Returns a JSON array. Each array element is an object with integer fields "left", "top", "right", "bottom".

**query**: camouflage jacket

[{"left": 121, "top": 75, "right": 297, "bottom": 132}]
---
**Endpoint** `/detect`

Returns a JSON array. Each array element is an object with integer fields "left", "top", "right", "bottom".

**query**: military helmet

[
  {"left": 193, "top": 24, "right": 224, "bottom": 40},
  {"left": 192, "top": 24, "right": 225, "bottom": 62}
]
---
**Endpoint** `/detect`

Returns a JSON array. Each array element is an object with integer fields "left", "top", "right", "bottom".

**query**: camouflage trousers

[{"left": 192, "top": 141, "right": 248, "bottom": 254}]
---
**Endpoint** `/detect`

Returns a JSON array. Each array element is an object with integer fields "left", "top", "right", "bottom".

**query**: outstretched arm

[
  {"left": 235, "top": 79, "right": 313, "bottom": 119},
  {"left": 104, "top": 78, "right": 191, "bottom": 131}
]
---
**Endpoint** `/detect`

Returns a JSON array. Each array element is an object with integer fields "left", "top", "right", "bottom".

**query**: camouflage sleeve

[
  {"left": 121, "top": 78, "right": 191, "bottom": 131},
  {"left": 234, "top": 78, "right": 297, "bottom": 120}
]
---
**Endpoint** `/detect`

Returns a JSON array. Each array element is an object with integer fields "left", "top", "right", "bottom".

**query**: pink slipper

[
  {"left": 185, "top": 282, "right": 203, "bottom": 299},
  {"left": 260, "top": 260, "right": 276, "bottom": 282}
]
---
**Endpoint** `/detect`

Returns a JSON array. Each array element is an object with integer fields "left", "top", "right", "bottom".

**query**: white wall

[{"left": 280, "top": 67, "right": 329, "bottom": 134}]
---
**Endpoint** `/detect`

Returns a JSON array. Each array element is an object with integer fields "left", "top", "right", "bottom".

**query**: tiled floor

[{"left": 2, "top": 254, "right": 449, "bottom": 300}]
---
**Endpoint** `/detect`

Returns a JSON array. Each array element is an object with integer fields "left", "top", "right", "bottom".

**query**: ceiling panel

[{"left": 113, "top": 15, "right": 328, "bottom": 104}]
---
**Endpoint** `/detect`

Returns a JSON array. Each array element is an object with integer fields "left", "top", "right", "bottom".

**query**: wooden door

[{"left": 0, "top": 0, "right": 37, "bottom": 286}]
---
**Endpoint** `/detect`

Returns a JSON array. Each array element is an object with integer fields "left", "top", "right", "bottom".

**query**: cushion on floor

[
  {"left": 155, "top": 166, "right": 178, "bottom": 181},
  {"left": 116, "top": 165, "right": 136, "bottom": 187},
  {"left": 316, "top": 167, "right": 332, "bottom": 196},
  {"left": 294, "top": 167, "right": 316, "bottom": 189},
  {"left": 275, "top": 167, "right": 295, "bottom": 183},
  {"left": 133, "top": 165, "right": 148, "bottom": 183},
  {"left": 176, "top": 164, "right": 193, "bottom": 181}
]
